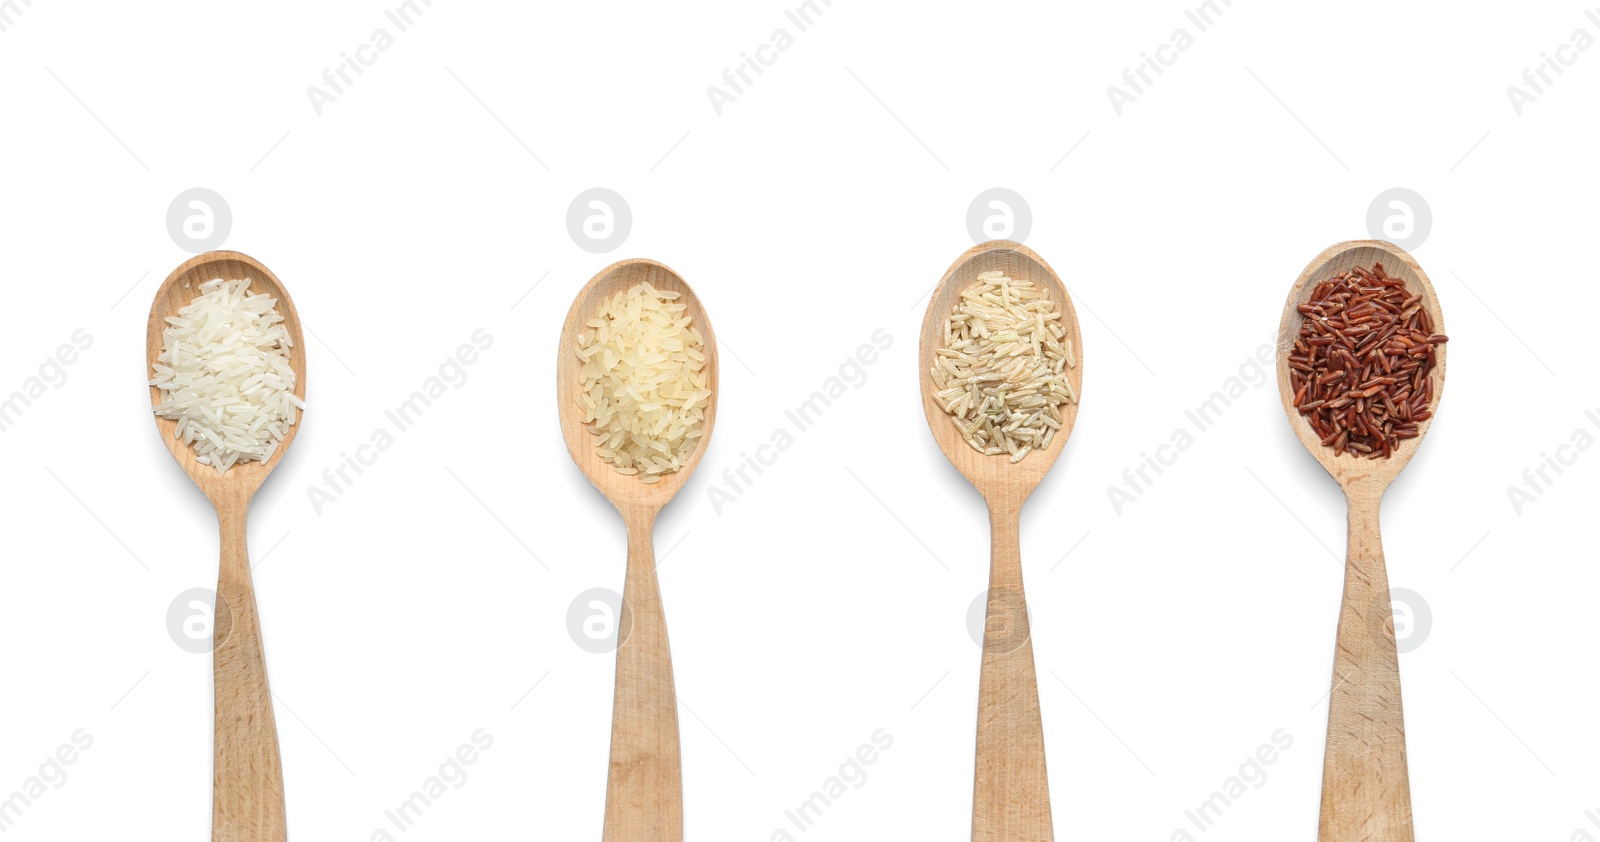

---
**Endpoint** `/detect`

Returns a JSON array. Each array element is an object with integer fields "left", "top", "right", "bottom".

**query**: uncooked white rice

[
  {"left": 577, "top": 282, "right": 711, "bottom": 482},
  {"left": 150, "top": 278, "right": 302, "bottom": 475},
  {"left": 931, "top": 270, "right": 1075, "bottom": 462}
]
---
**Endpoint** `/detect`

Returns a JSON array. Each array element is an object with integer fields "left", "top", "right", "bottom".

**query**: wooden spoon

[
  {"left": 556, "top": 258, "right": 719, "bottom": 842},
  {"left": 147, "top": 250, "right": 306, "bottom": 842},
  {"left": 919, "top": 240, "right": 1083, "bottom": 842},
  {"left": 1275, "top": 240, "right": 1446, "bottom": 842}
]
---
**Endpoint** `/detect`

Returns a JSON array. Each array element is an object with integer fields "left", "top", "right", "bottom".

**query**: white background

[{"left": 1, "top": 1, "right": 1596, "bottom": 840}]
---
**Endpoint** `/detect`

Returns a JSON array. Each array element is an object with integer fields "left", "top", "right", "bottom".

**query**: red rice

[{"left": 1288, "top": 261, "right": 1447, "bottom": 458}]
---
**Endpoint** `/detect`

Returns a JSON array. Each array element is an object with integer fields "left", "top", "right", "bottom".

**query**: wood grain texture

[
  {"left": 973, "top": 508, "right": 1050, "bottom": 842},
  {"left": 1275, "top": 240, "right": 1446, "bottom": 842},
  {"left": 556, "top": 258, "right": 719, "bottom": 842},
  {"left": 603, "top": 512, "right": 682, "bottom": 841},
  {"left": 213, "top": 505, "right": 286, "bottom": 842},
  {"left": 919, "top": 240, "right": 1083, "bottom": 842},
  {"left": 147, "top": 251, "right": 304, "bottom": 842},
  {"left": 1321, "top": 492, "right": 1412, "bottom": 840}
]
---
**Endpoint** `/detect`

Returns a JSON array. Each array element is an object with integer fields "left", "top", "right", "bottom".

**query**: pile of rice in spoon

[
  {"left": 150, "top": 278, "right": 302, "bottom": 474},
  {"left": 576, "top": 281, "right": 711, "bottom": 482},
  {"left": 932, "top": 269, "right": 1076, "bottom": 462}
]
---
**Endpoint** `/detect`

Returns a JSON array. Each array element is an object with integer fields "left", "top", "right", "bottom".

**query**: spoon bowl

[
  {"left": 919, "top": 241, "right": 1084, "bottom": 505},
  {"left": 557, "top": 258, "right": 719, "bottom": 515},
  {"left": 556, "top": 258, "right": 718, "bottom": 842},
  {"left": 147, "top": 250, "right": 305, "bottom": 842},
  {"left": 147, "top": 251, "right": 307, "bottom": 502},
  {"left": 1276, "top": 239, "right": 1446, "bottom": 842},
  {"left": 918, "top": 240, "right": 1082, "bottom": 842},
  {"left": 1276, "top": 240, "right": 1447, "bottom": 493}
]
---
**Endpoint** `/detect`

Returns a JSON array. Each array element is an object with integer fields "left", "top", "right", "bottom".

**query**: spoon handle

[
  {"left": 1319, "top": 490, "right": 1413, "bottom": 841},
  {"left": 212, "top": 505, "right": 287, "bottom": 842},
  {"left": 602, "top": 512, "right": 683, "bottom": 842},
  {"left": 973, "top": 505, "right": 1053, "bottom": 842}
]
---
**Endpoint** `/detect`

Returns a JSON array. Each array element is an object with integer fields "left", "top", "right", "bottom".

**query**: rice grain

[
  {"left": 1289, "top": 261, "right": 1447, "bottom": 458},
  {"left": 150, "top": 278, "right": 302, "bottom": 475},
  {"left": 577, "top": 283, "right": 711, "bottom": 479},
  {"left": 931, "top": 270, "right": 1076, "bottom": 461}
]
